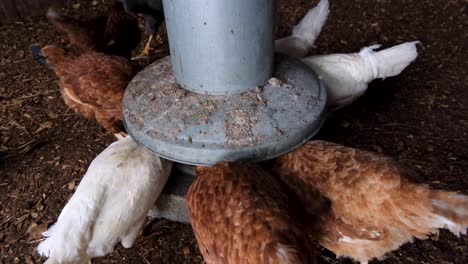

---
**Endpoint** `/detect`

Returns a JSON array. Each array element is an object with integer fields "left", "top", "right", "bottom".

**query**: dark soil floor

[{"left": 1, "top": 0, "right": 467, "bottom": 263}]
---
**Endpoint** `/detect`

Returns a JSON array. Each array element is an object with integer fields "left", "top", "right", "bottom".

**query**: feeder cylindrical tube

[{"left": 163, "top": 0, "right": 275, "bottom": 95}]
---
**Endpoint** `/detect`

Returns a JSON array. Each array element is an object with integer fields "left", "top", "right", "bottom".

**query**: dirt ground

[{"left": 0, "top": 0, "right": 467, "bottom": 263}]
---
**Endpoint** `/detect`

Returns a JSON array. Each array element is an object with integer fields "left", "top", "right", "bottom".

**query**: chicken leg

[
  {"left": 140, "top": 35, "right": 154, "bottom": 57},
  {"left": 114, "top": 132, "right": 128, "bottom": 140}
]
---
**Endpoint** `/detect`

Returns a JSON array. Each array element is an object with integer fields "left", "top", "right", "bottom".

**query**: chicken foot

[
  {"left": 140, "top": 35, "right": 154, "bottom": 57},
  {"left": 114, "top": 132, "right": 128, "bottom": 140}
]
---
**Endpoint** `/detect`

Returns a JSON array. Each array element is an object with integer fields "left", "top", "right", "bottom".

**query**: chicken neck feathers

[{"left": 301, "top": 41, "right": 419, "bottom": 109}]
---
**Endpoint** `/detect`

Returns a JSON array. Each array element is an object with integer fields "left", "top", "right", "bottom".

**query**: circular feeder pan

[{"left": 123, "top": 55, "right": 327, "bottom": 166}]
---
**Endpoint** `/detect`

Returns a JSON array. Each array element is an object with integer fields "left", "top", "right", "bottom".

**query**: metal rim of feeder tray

[
  {"left": 122, "top": 0, "right": 327, "bottom": 166},
  {"left": 123, "top": 55, "right": 327, "bottom": 166}
]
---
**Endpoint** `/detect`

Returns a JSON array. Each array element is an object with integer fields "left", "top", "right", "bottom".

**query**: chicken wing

[
  {"left": 187, "top": 162, "right": 319, "bottom": 264},
  {"left": 47, "top": 1, "right": 140, "bottom": 59},
  {"left": 41, "top": 45, "right": 136, "bottom": 135},
  {"left": 270, "top": 141, "right": 468, "bottom": 263}
]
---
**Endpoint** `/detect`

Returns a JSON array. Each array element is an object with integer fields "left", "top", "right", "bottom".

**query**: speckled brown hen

[
  {"left": 187, "top": 162, "right": 319, "bottom": 264},
  {"left": 270, "top": 141, "right": 468, "bottom": 264},
  {"left": 41, "top": 45, "right": 137, "bottom": 137}
]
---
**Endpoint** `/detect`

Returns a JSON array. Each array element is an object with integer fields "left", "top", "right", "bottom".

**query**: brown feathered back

[
  {"left": 46, "top": 7, "right": 107, "bottom": 53},
  {"left": 46, "top": 1, "right": 140, "bottom": 59},
  {"left": 187, "top": 163, "right": 316, "bottom": 264},
  {"left": 271, "top": 140, "right": 468, "bottom": 263},
  {"left": 103, "top": 1, "right": 141, "bottom": 59},
  {"left": 42, "top": 45, "right": 135, "bottom": 133}
]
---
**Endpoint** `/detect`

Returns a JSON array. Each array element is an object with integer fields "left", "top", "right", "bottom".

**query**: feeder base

[
  {"left": 123, "top": 55, "right": 327, "bottom": 166},
  {"left": 148, "top": 165, "right": 193, "bottom": 223}
]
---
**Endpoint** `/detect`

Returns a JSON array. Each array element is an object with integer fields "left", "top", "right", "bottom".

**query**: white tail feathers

[
  {"left": 275, "top": 0, "right": 329, "bottom": 58},
  {"left": 430, "top": 190, "right": 468, "bottom": 236},
  {"left": 37, "top": 137, "right": 172, "bottom": 263},
  {"left": 292, "top": 0, "right": 329, "bottom": 48},
  {"left": 37, "top": 185, "right": 102, "bottom": 264},
  {"left": 37, "top": 176, "right": 106, "bottom": 263},
  {"left": 359, "top": 41, "right": 420, "bottom": 79}
]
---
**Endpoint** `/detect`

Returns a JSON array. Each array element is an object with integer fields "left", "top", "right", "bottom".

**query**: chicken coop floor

[{"left": 0, "top": 0, "right": 467, "bottom": 263}]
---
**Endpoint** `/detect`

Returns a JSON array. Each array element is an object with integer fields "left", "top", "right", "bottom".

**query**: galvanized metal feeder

[{"left": 123, "top": 0, "right": 326, "bottom": 168}]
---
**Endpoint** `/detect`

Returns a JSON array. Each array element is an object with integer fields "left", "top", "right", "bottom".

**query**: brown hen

[
  {"left": 42, "top": 45, "right": 136, "bottom": 136},
  {"left": 187, "top": 163, "right": 318, "bottom": 264},
  {"left": 46, "top": 0, "right": 140, "bottom": 59},
  {"left": 270, "top": 140, "right": 468, "bottom": 264}
]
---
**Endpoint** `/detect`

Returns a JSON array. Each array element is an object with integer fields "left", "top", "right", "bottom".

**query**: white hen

[
  {"left": 37, "top": 136, "right": 173, "bottom": 264},
  {"left": 301, "top": 42, "right": 420, "bottom": 110},
  {"left": 275, "top": 0, "right": 330, "bottom": 58},
  {"left": 275, "top": 1, "right": 419, "bottom": 110}
]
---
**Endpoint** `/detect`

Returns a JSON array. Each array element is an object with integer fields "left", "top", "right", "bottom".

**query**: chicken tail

[
  {"left": 37, "top": 173, "right": 107, "bottom": 263},
  {"left": 359, "top": 41, "right": 420, "bottom": 80},
  {"left": 291, "top": 0, "right": 329, "bottom": 48},
  {"left": 275, "top": 0, "right": 329, "bottom": 58},
  {"left": 429, "top": 190, "right": 468, "bottom": 236},
  {"left": 46, "top": 7, "right": 61, "bottom": 20}
]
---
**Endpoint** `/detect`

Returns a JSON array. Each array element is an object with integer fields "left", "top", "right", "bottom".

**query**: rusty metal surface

[{"left": 123, "top": 55, "right": 327, "bottom": 166}]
